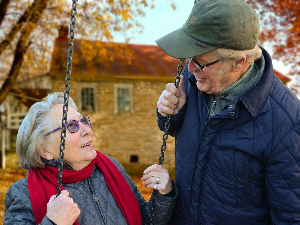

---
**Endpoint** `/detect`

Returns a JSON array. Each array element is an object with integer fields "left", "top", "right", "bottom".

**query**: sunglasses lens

[
  {"left": 81, "top": 117, "right": 91, "bottom": 127},
  {"left": 67, "top": 120, "right": 78, "bottom": 133}
]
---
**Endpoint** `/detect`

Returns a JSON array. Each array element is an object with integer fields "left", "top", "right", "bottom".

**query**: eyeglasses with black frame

[
  {"left": 44, "top": 116, "right": 91, "bottom": 136},
  {"left": 190, "top": 57, "right": 223, "bottom": 72}
]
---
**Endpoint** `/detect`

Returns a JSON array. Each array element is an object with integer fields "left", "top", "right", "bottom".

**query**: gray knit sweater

[{"left": 4, "top": 156, "right": 177, "bottom": 225}]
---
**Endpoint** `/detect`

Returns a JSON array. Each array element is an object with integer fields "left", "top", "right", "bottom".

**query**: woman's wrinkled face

[
  {"left": 188, "top": 51, "right": 236, "bottom": 94},
  {"left": 45, "top": 104, "right": 97, "bottom": 170}
]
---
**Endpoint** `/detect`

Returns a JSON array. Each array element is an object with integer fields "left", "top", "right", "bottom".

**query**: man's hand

[{"left": 157, "top": 75, "right": 186, "bottom": 116}]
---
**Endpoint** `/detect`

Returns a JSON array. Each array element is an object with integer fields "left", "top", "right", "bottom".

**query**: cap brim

[{"left": 155, "top": 28, "right": 218, "bottom": 59}]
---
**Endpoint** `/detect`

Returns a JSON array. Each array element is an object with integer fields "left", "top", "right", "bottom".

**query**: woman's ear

[
  {"left": 40, "top": 150, "right": 53, "bottom": 161},
  {"left": 232, "top": 55, "right": 247, "bottom": 72}
]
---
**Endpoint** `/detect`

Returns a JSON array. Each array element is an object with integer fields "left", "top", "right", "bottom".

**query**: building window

[
  {"left": 114, "top": 84, "right": 133, "bottom": 113},
  {"left": 130, "top": 155, "right": 138, "bottom": 163},
  {"left": 81, "top": 88, "right": 94, "bottom": 111},
  {"left": 77, "top": 83, "right": 98, "bottom": 113}
]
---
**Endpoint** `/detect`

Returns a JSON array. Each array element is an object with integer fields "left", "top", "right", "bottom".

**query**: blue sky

[
  {"left": 114, "top": 1, "right": 192, "bottom": 45},
  {"left": 113, "top": 0, "right": 290, "bottom": 74}
]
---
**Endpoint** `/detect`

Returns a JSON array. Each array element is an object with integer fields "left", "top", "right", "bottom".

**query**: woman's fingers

[
  {"left": 143, "top": 164, "right": 167, "bottom": 175},
  {"left": 46, "top": 190, "right": 80, "bottom": 225},
  {"left": 141, "top": 164, "right": 172, "bottom": 195}
]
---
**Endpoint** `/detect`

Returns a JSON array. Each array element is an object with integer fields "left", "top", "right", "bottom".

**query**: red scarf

[{"left": 28, "top": 151, "right": 142, "bottom": 225}]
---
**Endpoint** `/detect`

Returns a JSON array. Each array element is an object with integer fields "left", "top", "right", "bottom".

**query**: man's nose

[{"left": 188, "top": 59, "right": 200, "bottom": 72}]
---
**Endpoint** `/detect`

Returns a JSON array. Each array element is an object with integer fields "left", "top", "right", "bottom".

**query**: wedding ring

[
  {"left": 156, "top": 177, "right": 160, "bottom": 184},
  {"left": 154, "top": 183, "right": 157, "bottom": 190}
]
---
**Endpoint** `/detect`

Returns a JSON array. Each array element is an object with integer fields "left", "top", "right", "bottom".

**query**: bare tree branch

[
  {"left": 0, "top": 0, "right": 11, "bottom": 26},
  {"left": 0, "top": 0, "right": 49, "bottom": 56},
  {"left": 0, "top": 0, "right": 48, "bottom": 104}
]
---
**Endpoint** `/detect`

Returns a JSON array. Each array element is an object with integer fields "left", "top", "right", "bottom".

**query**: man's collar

[{"left": 240, "top": 47, "right": 273, "bottom": 117}]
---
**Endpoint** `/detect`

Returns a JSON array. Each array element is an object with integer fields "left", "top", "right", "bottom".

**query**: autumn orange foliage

[
  {"left": 0, "top": 0, "right": 175, "bottom": 105},
  {"left": 247, "top": 0, "right": 300, "bottom": 75}
]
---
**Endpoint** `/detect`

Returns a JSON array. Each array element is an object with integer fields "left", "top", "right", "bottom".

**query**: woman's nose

[{"left": 80, "top": 122, "right": 93, "bottom": 136}]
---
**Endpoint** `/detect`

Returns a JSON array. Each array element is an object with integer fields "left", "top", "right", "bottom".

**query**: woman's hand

[
  {"left": 46, "top": 190, "right": 80, "bottom": 225},
  {"left": 141, "top": 164, "right": 172, "bottom": 195}
]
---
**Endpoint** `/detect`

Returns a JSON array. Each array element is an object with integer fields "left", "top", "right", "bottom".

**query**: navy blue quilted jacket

[{"left": 157, "top": 48, "right": 300, "bottom": 224}]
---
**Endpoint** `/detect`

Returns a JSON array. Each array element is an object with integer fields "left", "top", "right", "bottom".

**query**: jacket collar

[
  {"left": 239, "top": 47, "right": 274, "bottom": 117},
  {"left": 188, "top": 47, "right": 274, "bottom": 118}
]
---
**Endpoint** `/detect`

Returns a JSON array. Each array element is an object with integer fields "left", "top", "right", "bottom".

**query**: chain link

[
  {"left": 149, "top": 58, "right": 185, "bottom": 225},
  {"left": 56, "top": 0, "right": 78, "bottom": 197},
  {"left": 158, "top": 58, "right": 184, "bottom": 166}
]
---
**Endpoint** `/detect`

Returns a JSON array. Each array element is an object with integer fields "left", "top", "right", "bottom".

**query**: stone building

[
  {"left": 1, "top": 27, "right": 290, "bottom": 169},
  {"left": 47, "top": 28, "right": 184, "bottom": 169}
]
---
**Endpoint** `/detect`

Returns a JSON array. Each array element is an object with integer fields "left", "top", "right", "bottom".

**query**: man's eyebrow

[{"left": 195, "top": 57, "right": 207, "bottom": 64}]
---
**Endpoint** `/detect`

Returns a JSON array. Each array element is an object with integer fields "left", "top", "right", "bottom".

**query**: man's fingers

[
  {"left": 157, "top": 102, "right": 176, "bottom": 116},
  {"left": 159, "top": 95, "right": 178, "bottom": 110},
  {"left": 166, "top": 83, "right": 181, "bottom": 98}
]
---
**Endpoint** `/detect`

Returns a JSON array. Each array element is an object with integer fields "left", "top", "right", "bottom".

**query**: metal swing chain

[
  {"left": 158, "top": 58, "right": 185, "bottom": 166},
  {"left": 149, "top": 58, "right": 185, "bottom": 225},
  {"left": 56, "top": 0, "right": 78, "bottom": 196}
]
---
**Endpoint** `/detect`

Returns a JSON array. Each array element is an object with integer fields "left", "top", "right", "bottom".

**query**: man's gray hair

[
  {"left": 16, "top": 92, "right": 77, "bottom": 170},
  {"left": 216, "top": 45, "right": 262, "bottom": 65}
]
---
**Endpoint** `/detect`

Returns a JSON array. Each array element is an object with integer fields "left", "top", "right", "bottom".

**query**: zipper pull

[
  {"left": 93, "top": 194, "right": 101, "bottom": 204},
  {"left": 212, "top": 100, "right": 217, "bottom": 111}
]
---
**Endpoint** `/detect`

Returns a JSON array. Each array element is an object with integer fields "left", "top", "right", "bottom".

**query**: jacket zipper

[
  {"left": 87, "top": 178, "right": 106, "bottom": 225},
  {"left": 185, "top": 92, "right": 210, "bottom": 224}
]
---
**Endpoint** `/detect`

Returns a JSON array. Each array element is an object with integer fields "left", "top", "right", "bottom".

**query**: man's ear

[{"left": 232, "top": 55, "right": 246, "bottom": 72}]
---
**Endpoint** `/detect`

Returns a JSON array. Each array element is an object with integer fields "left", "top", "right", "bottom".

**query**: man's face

[{"left": 188, "top": 51, "right": 238, "bottom": 94}]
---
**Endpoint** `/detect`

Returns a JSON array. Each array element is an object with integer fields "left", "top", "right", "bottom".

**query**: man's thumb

[{"left": 178, "top": 75, "right": 186, "bottom": 96}]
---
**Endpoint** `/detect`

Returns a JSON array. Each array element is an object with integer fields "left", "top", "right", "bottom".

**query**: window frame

[
  {"left": 76, "top": 83, "right": 98, "bottom": 113},
  {"left": 114, "top": 84, "right": 133, "bottom": 114}
]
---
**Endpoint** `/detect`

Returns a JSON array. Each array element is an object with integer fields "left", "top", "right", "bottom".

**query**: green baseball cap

[{"left": 156, "top": 0, "right": 260, "bottom": 59}]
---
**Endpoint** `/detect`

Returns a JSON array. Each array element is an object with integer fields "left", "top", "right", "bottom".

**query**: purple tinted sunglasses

[{"left": 45, "top": 116, "right": 91, "bottom": 136}]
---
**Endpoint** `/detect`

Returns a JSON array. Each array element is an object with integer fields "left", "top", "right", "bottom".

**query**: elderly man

[{"left": 156, "top": 0, "right": 300, "bottom": 224}]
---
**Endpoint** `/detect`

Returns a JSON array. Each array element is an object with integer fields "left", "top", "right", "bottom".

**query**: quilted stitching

[{"left": 159, "top": 49, "right": 300, "bottom": 224}]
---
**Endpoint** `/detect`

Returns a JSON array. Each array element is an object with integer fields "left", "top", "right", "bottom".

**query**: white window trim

[
  {"left": 76, "top": 83, "right": 98, "bottom": 113},
  {"left": 114, "top": 84, "right": 133, "bottom": 114}
]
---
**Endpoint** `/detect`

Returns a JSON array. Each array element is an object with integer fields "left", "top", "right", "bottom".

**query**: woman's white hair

[
  {"left": 16, "top": 92, "right": 77, "bottom": 170},
  {"left": 215, "top": 45, "right": 262, "bottom": 66}
]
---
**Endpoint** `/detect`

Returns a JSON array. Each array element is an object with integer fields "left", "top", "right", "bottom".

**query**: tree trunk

[
  {"left": 0, "top": 0, "right": 48, "bottom": 105},
  {"left": 0, "top": 0, "right": 49, "bottom": 55}
]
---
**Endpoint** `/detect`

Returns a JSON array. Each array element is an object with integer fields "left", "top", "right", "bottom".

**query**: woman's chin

[
  {"left": 88, "top": 149, "right": 97, "bottom": 159},
  {"left": 80, "top": 148, "right": 97, "bottom": 161}
]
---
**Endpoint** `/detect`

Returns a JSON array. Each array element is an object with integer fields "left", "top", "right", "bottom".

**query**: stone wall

[{"left": 52, "top": 78, "right": 176, "bottom": 170}]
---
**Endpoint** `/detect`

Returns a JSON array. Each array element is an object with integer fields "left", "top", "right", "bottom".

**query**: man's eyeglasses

[
  {"left": 190, "top": 57, "right": 223, "bottom": 72},
  {"left": 44, "top": 116, "right": 91, "bottom": 136}
]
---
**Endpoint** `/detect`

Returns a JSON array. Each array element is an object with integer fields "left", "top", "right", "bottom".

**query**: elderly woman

[{"left": 4, "top": 92, "right": 177, "bottom": 225}]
